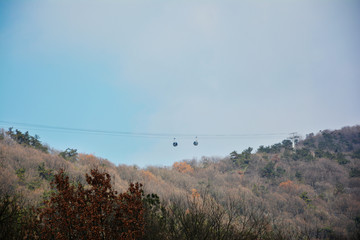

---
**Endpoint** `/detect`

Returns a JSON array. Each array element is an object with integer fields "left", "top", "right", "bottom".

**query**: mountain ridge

[{"left": 1, "top": 125, "right": 359, "bottom": 239}]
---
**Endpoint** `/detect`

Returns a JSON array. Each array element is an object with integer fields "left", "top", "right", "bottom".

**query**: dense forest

[{"left": 0, "top": 126, "right": 359, "bottom": 239}]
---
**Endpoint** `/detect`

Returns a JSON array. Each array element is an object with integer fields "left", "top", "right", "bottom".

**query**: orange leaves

[
  {"left": 173, "top": 161, "right": 194, "bottom": 174},
  {"left": 279, "top": 180, "right": 298, "bottom": 192},
  {"left": 191, "top": 188, "right": 200, "bottom": 199},
  {"left": 279, "top": 180, "right": 293, "bottom": 187},
  {"left": 78, "top": 153, "right": 98, "bottom": 165},
  {"left": 141, "top": 170, "right": 157, "bottom": 182}
]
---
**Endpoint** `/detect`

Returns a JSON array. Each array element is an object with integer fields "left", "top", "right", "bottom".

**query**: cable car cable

[{"left": 0, "top": 120, "right": 290, "bottom": 140}]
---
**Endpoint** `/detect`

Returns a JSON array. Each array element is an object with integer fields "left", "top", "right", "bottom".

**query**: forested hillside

[{"left": 1, "top": 126, "right": 359, "bottom": 239}]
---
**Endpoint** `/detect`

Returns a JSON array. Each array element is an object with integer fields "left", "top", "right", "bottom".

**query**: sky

[{"left": 1, "top": 0, "right": 359, "bottom": 168}]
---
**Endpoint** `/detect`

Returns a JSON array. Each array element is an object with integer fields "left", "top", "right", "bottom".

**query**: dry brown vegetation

[{"left": 1, "top": 126, "right": 360, "bottom": 239}]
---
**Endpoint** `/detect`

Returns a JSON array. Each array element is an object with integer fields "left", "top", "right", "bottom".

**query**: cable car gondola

[
  {"left": 173, "top": 138, "right": 178, "bottom": 147},
  {"left": 193, "top": 137, "right": 198, "bottom": 146}
]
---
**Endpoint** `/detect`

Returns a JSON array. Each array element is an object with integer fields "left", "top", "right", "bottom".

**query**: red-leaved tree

[{"left": 30, "top": 168, "right": 144, "bottom": 240}]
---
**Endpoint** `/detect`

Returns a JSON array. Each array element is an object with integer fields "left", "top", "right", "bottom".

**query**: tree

[
  {"left": 299, "top": 192, "right": 311, "bottom": 204},
  {"left": 279, "top": 180, "right": 298, "bottom": 193},
  {"left": 292, "top": 148, "right": 314, "bottom": 161},
  {"left": 260, "top": 162, "right": 276, "bottom": 178},
  {"left": 173, "top": 161, "right": 194, "bottom": 174},
  {"left": 281, "top": 140, "right": 293, "bottom": 150},
  {"left": 59, "top": 148, "right": 78, "bottom": 162},
  {"left": 231, "top": 147, "right": 253, "bottom": 168},
  {"left": 6, "top": 128, "right": 48, "bottom": 152},
  {"left": 257, "top": 143, "right": 281, "bottom": 154},
  {"left": 260, "top": 162, "right": 285, "bottom": 179},
  {"left": 38, "top": 163, "right": 54, "bottom": 181},
  {"left": 31, "top": 168, "right": 144, "bottom": 240},
  {"left": 0, "top": 193, "right": 36, "bottom": 240},
  {"left": 230, "top": 151, "right": 239, "bottom": 160}
]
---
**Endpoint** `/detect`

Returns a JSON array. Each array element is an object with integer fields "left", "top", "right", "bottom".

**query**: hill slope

[{"left": 0, "top": 126, "right": 360, "bottom": 239}]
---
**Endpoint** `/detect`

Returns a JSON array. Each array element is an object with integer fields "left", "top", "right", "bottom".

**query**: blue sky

[{"left": 1, "top": 0, "right": 359, "bottom": 167}]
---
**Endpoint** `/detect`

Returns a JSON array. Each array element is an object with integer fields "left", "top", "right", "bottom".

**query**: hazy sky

[{"left": 1, "top": 0, "right": 359, "bottom": 167}]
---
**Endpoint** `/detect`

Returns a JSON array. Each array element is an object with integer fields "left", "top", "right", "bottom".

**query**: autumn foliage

[
  {"left": 141, "top": 170, "right": 157, "bottom": 182},
  {"left": 2, "top": 125, "right": 360, "bottom": 239},
  {"left": 173, "top": 161, "right": 194, "bottom": 173},
  {"left": 31, "top": 168, "right": 144, "bottom": 240},
  {"left": 279, "top": 180, "right": 298, "bottom": 192}
]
